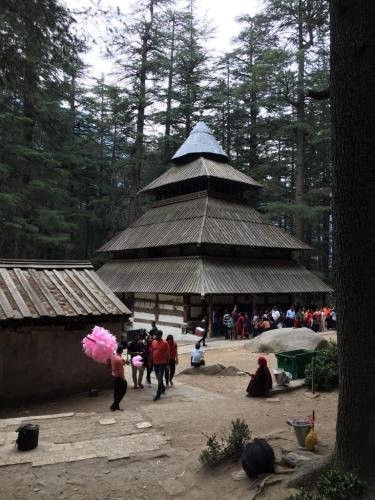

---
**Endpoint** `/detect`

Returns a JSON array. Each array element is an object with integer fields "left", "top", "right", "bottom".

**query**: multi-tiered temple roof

[{"left": 98, "top": 122, "right": 331, "bottom": 296}]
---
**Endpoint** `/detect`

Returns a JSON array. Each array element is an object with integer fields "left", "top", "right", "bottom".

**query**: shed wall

[{"left": 0, "top": 321, "right": 121, "bottom": 405}]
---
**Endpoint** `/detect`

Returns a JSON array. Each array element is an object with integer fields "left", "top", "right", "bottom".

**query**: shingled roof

[
  {"left": 140, "top": 157, "right": 262, "bottom": 194},
  {"left": 98, "top": 194, "right": 310, "bottom": 253},
  {"left": 0, "top": 260, "right": 130, "bottom": 321},
  {"left": 171, "top": 121, "right": 229, "bottom": 164},
  {"left": 97, "top": 257, "right": 333, "bottom": 295}
]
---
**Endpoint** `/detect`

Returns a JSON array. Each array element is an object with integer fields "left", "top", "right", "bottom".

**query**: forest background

[{"left": 0, "top": 0, "right": 330, "bottom": 280}]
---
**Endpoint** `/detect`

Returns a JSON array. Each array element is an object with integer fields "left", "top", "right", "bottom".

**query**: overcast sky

[{"left": 69, "top": 0, "right": 262, "bottom": 82}]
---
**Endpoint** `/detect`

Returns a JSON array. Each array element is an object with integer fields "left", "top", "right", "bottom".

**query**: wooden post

[
  {"left": 183, "top": 294, "right": 190, "bottom": 322},
  {"left": 208, "top": 294, "right": 213, "bottom": 338},
  {"left": 155, "top": 293, "right": 160, "bottom": 322},
  {"left": 252, "top": 294, "right": 256, "bottom": 314}
]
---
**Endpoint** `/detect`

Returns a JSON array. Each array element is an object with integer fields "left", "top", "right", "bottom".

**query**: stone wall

[{"left": 0, "top": 321, "right": 122, "bottom": 405}]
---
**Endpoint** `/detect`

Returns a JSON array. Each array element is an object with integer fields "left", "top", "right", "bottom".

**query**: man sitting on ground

[{"left": 191, "top": 342, "right": 205, "bottom": 367}]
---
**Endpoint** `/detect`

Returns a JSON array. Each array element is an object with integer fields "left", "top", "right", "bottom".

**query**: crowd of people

[
  {"left": 109, "top": 305, "right": 336, "bottom": 409},
  {"left": 110, "top": 321, "right": 191, "bottom": 411},
  {"left": 213, "top": 305, "right": 336, "bottom": 340}
]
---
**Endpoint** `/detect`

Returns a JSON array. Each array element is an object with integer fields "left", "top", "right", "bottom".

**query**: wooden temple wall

[
  {"left": 132, "top": 292, "right": 295, "bottom": 328},
  {"left": 133, "top": 292, "right": 185, "bottom": 326}
]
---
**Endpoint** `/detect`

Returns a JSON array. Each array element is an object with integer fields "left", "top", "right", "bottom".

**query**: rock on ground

[
  {"left": 244, "top": 328, "right": 328, "bottom": 354},
  {"left": 179, "top": 364, "right": 245, "bottom": 376}
]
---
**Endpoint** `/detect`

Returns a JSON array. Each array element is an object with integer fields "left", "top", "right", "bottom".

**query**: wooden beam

[
  {"left": 29, "top": 269, "right": 65, "bottom": 316},
  {"left": 0, "top": 269, "right": 32, "bottom": 318},
  {"left": 0, "top": 287, "right": 15, "bottom": 318},
  {"left": 44, "top": 270, "right": 82, "bottom": 316},
  {"left": 14, "top": 268, "right": 49, "bottom": 317},
  {"left": 52, "top": 270, "right": 93, "bottom": 314},
  {"left": 66, "top": 270, "right": 102, "bottom": 313}
]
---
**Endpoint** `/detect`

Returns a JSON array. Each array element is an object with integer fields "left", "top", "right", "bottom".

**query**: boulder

[
  {"left": 179, "top": 363, "right": 245, "bottom": 376},
  {"left": 244, "top": 328, "right": 328, "bottom": 354}
]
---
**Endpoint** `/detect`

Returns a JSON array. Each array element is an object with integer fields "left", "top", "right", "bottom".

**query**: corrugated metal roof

[
  {"left": 97, "top": 257, "right": 333, "bottom": 295},
  {"left": 0, "top": 260, "right": 130, "bottom": 321},
  {"left": 98, "top": 196, "right": 309, "bottom": 252},
  {"left": 140, "top": 157, "right": 262, "bottom": 194},
  {"left": 171, "top": 121, "right": 229, "bottom": 164}
]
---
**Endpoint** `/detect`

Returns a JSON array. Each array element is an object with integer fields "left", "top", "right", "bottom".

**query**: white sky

[{"left": 68, "top": 0, "right": 262, "bottom": 83}]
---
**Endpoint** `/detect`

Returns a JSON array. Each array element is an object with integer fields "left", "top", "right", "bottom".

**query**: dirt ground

[{"left": 0, "top": 340, "right": 338, "bottom": 500}]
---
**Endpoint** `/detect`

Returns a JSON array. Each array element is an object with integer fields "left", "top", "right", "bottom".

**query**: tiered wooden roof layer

[
  {"left": 140, "top": 157, "right": 262, "bottom": 194},
  {"left": 99, "top": 193, "right": 309, "bottom": 253},
  {"left": 98, "top": 257, "right": 333, "bottom": 295}
]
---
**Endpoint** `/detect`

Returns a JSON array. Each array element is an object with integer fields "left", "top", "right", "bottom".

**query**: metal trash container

[{"left": 287, "top": 418, "right": 311, "bottom": 448}]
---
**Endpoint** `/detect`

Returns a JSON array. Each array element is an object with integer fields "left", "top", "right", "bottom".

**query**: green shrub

[
  {"left": 285, "top": 469, "right": 365, "bottom": 500},
  {"left": 305, "top": 341, "right": 338, "bottom": 390},
  {"left": 199, "top": 418, "right": 251, "bottom": 466},
  {"left": 316, "top": 469, "right": 365, "bottom": 499}
]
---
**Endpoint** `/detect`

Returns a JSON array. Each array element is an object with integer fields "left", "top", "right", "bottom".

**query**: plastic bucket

[{"left": 287, "top": 419, "right": 311, "bottom": 448}]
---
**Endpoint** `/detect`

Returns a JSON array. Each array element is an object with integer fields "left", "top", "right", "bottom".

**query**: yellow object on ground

[{"left": 305, "top": 426, "right": 318, "bottom": 451}]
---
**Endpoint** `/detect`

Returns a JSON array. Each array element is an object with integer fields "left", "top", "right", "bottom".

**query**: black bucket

[{"left": 16, "top": 423, "right": 39, "bottom": 451}]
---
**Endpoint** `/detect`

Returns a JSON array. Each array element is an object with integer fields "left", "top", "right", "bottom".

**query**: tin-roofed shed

[
  {"left": 0, "top": 260, "right": 130, "bottom": 405},
  {"left": 98, "top": 122, "right": 332, "bottom": 332}
]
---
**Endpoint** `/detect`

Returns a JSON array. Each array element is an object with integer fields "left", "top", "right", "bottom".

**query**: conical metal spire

[{"left": 171, "top": 121, "right": 229, "bottom": 164}]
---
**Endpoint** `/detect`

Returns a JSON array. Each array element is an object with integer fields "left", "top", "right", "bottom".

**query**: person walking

[
  {"left": 150, "top": 330, "right": 170, "bottom": 401},
  {"left": 223, "top": 312, "right": 234, "bottom": 340},
  {"left": 110, "top": 346, "right": 127, "bottom": 411},
  {"left": 127, "top": 334, "right": 145, "bottom": 389},
  {"left": 198, "top": 317, "right": 208, "bottom": 346},
  {"left": 165, "top": 334, "right": 178, "bottom": 386},
  {"left": 144, "top": 336, "right": 153, "bottom": 385}
]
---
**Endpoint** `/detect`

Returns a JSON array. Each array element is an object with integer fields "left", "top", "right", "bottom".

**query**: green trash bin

[{"left": 275, "top": 349, "right": 316, "bottom": 379}]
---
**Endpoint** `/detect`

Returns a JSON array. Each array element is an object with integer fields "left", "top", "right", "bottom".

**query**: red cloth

[
  {"left": 111, "top": 354, "right": 125, "bottom": 379},
  {"left": 258, "top": 356, "right": 268, "bottom": 367},
  {"left": 168, "top": 341, "right": 178, "bottom": 360},
  {"left": 151, "top": 339, "right": 170, "bottom": 365},
  {"left": 235, "top": 316, "right": 245, "bottom": 337},
  {"left": 247, "top": 364, "right": 272, "bottom": 397}
]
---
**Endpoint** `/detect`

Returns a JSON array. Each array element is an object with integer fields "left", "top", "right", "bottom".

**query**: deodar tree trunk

[
  {"left": 331, "top": 0, "right": 375, "bottom": 486},
  {"left": 294, "top": 1, "right": 306, "bottom": 242}
]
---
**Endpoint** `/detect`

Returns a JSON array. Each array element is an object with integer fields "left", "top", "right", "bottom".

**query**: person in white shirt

[
  {"left": 285, "top": 306, "right": 295, "bottom": 327},
  {"left": 271, "top": 306, "right": 281, "bottom": 327},
  {"left": 191, "top": 343, "right": 205, "bottom": 367}
]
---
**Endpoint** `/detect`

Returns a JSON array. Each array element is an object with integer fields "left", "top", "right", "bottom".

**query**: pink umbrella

[{"left": 82, "top": 326, "right": 118, "bottom": 364}]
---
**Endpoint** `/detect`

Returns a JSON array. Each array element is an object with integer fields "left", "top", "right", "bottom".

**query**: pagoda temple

[{"left": 97, "top": 122, "right": 332, "bottom": 333}]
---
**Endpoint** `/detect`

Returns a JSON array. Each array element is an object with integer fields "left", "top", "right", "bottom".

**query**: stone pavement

[
  {"left": 0, "top": 410, "right": 169, "bottom": 467},
  {"left": 0, "top": 381, "right": 223, "bottom": 469}
]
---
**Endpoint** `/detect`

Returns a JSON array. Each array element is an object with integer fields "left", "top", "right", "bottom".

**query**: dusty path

[{"left": 0, "top": 341, "right": 337, "bottom": 500}]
